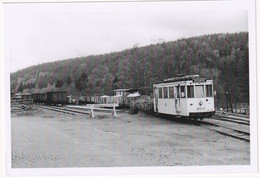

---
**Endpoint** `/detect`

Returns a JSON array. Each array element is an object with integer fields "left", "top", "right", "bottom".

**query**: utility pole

[{"left": 225, "top": 84, "right": 233, "bottom": 113}]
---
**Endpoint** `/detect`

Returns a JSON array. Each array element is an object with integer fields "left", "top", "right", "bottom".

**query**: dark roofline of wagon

[
  {"left": 46, "top": 90, "right": 67, "bottom": 93},
  {"left": 32, "top": 89, "right": 67, "bottom": 94},
  {"left": 113, "top": 88, "right": 139, "bottom": 93}
]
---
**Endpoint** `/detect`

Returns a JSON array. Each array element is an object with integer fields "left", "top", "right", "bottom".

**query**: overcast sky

[{"left": 4, "top": 1, "right": 249, "bottom": 73}]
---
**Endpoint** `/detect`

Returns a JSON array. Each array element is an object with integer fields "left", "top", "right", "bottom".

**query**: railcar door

[
  {"left": 175, "top": 85, "right": 187, "bottom": 116},
  {"left": 153, "top": 87, "right": 158, "bottom": 112},
  {"left": 175, "top": 86, "right": 181, "bottom": 114}
]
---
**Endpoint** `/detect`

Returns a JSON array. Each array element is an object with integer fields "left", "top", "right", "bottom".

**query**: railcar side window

[
  {"left": 158, "top": 88, "right": 163, "bottom": 98},
  {"left": 206, "top": 85, "right": 213, "bottom": 97},
  {"left": 181, "top": 86, "right": 186, "bottom": 98},
  {"left": 187, "top": 86, "right": 194, "bottom": 98},
  {"left": 163, "top": 87, "right": 168, "bottom": 98},
  {"left": 169, "top": 87, "right": 174, "bottom": 98},
  {"left": 195, "top": 85, "right": 204, "bottom": 98},
  {"left": 153, "top": 88, "right": 156, "bottom": 98},
  {"left": 154, "top": 88, "right": 159, "bottom": 99}
]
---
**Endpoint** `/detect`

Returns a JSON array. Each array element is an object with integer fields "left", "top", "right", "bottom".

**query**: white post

[
  {"left": 91, "top": 105, "right": 95, "bottom": 119},
  {"left": 112, "top": 104, "right": 117, "bottom": 118}
]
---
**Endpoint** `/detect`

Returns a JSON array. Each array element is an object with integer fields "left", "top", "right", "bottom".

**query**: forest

[{"left": 10, "top": 32, "right": 249, "bottom": 104}]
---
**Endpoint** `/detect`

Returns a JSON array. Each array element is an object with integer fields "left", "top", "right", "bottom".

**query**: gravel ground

[{"left": 11, "top": 107, "right": 250, "bottom": 168}]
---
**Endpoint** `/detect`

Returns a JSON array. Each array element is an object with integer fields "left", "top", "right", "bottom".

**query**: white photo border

[{"left": 1, "top": 0, "right": 259, "bottom": 177}]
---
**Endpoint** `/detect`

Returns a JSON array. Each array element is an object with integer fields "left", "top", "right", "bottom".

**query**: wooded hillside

[{"left": 10, "top": 32, "right": 249, "bottom": 103}]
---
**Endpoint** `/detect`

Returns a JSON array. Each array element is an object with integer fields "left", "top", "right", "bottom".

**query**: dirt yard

[{"left": 11, "top": 107, "right": 250, "bottom": 168}]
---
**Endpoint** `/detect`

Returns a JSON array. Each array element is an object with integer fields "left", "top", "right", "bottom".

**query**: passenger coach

[{"left": 153, "top": 75, "right": 215, "bottom": 120}]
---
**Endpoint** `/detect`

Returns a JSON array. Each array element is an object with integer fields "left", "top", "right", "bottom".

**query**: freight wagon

[
  {"left": 31, "top": 92, "right": 46, "bottom": 104},
  {"left": 46, "top": 90, "right": 67, "bottom": 106}
]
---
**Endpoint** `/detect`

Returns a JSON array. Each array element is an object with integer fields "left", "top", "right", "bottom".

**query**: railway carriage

[
  {"left": 113, "top": 88, "right": 140, "bottom": 108},
  {"left": 85, "top": 96, "right": 95, "bottom": 104},
  {"left": 32, "top": 92, "right": 47, "bottom": 104},
  {"left": 32, "top": 93, "right": 42, "bottom": 104},
  {"left": 153, "top": 75, "right": 215, "bottom": 120},
  {"left": 21, "top": 93, "right": 32, "bottom": 100},
  {"left": 21, "top": 93, "right": 33, "bottom": 106},
  {"left": 46, "top": 90, "right": 67, "bottom": 106},
  {"left": 11, "top": 92, "right": 15, "bottom": 100},
  {"left": 31, "top": 93, "right": 39, "bottom": 103},
  {"left": 78, "top": 96, "right": 86, "bottom": 105}
]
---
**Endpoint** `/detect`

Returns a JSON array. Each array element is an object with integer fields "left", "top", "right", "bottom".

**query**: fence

[{"left": 215, "top": 102, "right": 249, "bottom": 116}]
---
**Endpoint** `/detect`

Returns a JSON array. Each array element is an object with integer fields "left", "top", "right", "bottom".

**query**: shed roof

[
  {"left": 113, "top": 88, "right": 139, "bottom": 93},
  {"left": 127, "top": 93, "right": 140, "bottom": 98}
]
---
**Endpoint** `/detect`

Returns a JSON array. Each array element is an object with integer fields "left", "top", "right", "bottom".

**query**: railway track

[
  {"left": 213, "top": 115, "right": 249, "bottom": 125},
  {"left": 36, "top": 105, "right": 91, "bottom": 116},
  {"left": 36, "top": 105, "right": 250, "bottom": 142},
  {"left": 199, "top": 115, "right": 250, "bottom": 142},
  {"left": 155, "top": 113, "right": 250, "bottom": 142}
]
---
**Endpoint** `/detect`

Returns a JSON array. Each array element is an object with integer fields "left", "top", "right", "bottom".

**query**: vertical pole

[
  {"left": 217, "top": 93, "right": 220, "bottom": 110},
  {"left": 91, "top": 105, "right": 95, "bottom": 119},
  {"left": 225, "top": 84, "right": 233, "bottom": 113},
  {"left": 112, "top": 105, "right": 117, "bottom": 118},
  {"left": 225, "top": 91, "right": 229, "bottom": 112},
  {"left": 228, "top": 92, "right": 233, "bottom": 113},
  {"left": 226, "top": 85, "right": 233, "bottom": 113}
]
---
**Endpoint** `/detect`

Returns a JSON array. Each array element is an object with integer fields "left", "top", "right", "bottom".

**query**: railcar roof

[
  {"left": 154, "top": 75, "right": 212, "bottom": 85},
  {"left": 154, "top": 75, "right": 195, "bottom": 84},
  {"left": 163, "top": 74, "right": 200, "bottom": 82}
]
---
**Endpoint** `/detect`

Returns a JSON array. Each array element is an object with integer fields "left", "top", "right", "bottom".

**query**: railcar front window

[
  {"left": 163, "top": 87, "right": 168, "bottom": 98},
  {"left": 169, "top": 87, "right": 174, "bottom": 98},
  {"left": 187, "top": 86, "right": 194, "bottom": 98},
  {"left": 195, "top": 85, "right": 204, "bottom": 98},
  {"left": 181, "top": 86, "right": 186, "bottom": 98},
  {"left": 176, "top": 86, "right": 180, "bottom": 98},
  {"left": 159, "top": 88, "right": 162, "bottom": 98},
  {"left": 206, "top": 85, "right": 213, "bottom": 97},
  {"left": 153, "top": 88, "right": 157, "bottom": 98}
]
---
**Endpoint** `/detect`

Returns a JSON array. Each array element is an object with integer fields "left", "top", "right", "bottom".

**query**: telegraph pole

[{"left": 225, "top": 84, "right": 233, "bottom": 113}]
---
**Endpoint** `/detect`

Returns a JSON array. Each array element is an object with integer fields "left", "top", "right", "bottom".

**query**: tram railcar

[{"left": 153, "top": 75, "right": 215, "bottom": 120}]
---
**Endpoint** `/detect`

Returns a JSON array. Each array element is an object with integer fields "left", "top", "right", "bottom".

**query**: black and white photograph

[{"left": 1, "top": 0, "right": 258, "bottom": 177}]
